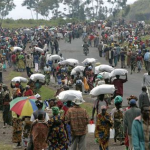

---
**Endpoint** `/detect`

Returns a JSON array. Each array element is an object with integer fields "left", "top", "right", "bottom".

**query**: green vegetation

[
  {"left": 8, "top": 71, "right": 21, "bottom": 80},
  {"left": 81, "top": 102, "right": 92, "bottom": 117},
  {"left": 125, "top": 0, "right": 150, "bottom": 21},
  {"left": 40, "top": 86, "right": 55, "bottom": 100},
  {"left": 2, "top": 18, "right": 79, "bottom": 28},
  {"left": 0, "top": 143, "right": 12, "bottom": 150}
]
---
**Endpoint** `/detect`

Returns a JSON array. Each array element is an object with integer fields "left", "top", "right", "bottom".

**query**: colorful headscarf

[
  {"left": 114, "top": 95, "right": 123, "bottom": 104},
  {"left": 52, "top": 106, "right": 59, "bottom": 115}
]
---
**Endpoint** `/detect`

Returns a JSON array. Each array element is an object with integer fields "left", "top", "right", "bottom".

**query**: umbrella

[
  {"left": 56, "top": 90, "right": 84, "bottom": 102},
  {"left": 90, "top": 84, "right": 115, "bottom": 96},
  {"left": 10, "top": 96, "right": 38, "bottom": 116},
  {"left": 49, "top": 55, "right": 61, "bottom": 61},
  {"left": 82, "top": 58, "right": 96, "bottom": 64}
]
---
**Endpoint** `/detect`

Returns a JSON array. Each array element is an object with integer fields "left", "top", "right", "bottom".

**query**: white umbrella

[
  {"left": 82, "top": 58, "right": 96, "bottom": 64},
  {"left": 49, "top": 55, "right": 61, "bottom": 61},
  {"left": 90, "top": 84, "right": 115, "bottom": 96},
  {"left": 56, "top": 90, "right": 84, "bottom": 102}
]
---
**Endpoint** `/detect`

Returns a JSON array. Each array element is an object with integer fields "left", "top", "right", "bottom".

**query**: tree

[{"left": 0, "top": 0, "right": 16, "bottom": 26}]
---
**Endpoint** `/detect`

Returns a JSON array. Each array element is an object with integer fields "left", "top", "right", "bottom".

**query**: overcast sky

[{"left": 7, "top": 0, "right": 137, "bottom": 20}]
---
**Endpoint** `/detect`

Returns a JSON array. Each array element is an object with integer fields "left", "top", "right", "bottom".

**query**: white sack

[
  {"left": 82, "top": 58, "right": 96, "bottom": 64},
  {"left": 98, "top": 65, "right": 114, "bottom": 73},
  {"left": 65, "top": 59, "right": 79, "bottom": 66},
  {"left": 110, "top": 69, "right": 128, "bottom": 77},
  {"left": 90, "top": 84, "right": 115, "bottom": 96},
  {"left": 49, "top": 55, "right": 61, "bottom": 61},
  {"left": 57, "top": 90, "right": 83, "bottom": 102},
  {"left": 35, "top": 47, "right": 44, "bottom": 53},
  {"left": 99, "top": 72, "right": 110, "bottom": 79},
  {"left": 30, "top": 73, "right": 45, "bottom": 83},
  {"left": 13, "top": 47, "right": 23, "bottom": 52},
  {"left": 11, "top": 77, "right": 28, "bottom": 83}
]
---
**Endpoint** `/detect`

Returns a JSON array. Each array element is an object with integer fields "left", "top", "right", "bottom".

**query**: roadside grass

[
  {"left": 81, "top": 103, "right": 93, "bottom": 117},
  {"left": 141, "top": 35, "right": 150, "bottom": 41},
  {"left": 0, "top": 143, "right": 12, "bottom": 150},
  {"left": 8, "top": 71, "right": 22, "bottom": 81},
  {"left": 40, "top": 86, "right": 55, "bottom": 100}
]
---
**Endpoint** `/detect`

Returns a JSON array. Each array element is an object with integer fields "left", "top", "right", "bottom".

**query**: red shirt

[
  {"left": 112, "top": 79, "right": 127, "bottom": 96},
  {"left": 24, "top": 89, "right": 33, "bottom": 96},
  {"left": 11, "top": 54, "right": 16, "bottom": 63}
]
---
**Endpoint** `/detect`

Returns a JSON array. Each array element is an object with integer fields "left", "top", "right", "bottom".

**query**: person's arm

[
  {"left": 94, "top": 114, "right": 100, "bottom": 138},
  {"left": 123, "top": 112, "right": 128, "bottom": 135},
  {"left": 132, "top": 120, "right": 141, "bottom": 150},
  {"left": 91, "top": 107, "right": 96, "bottom": 121},
  {"left": 138, "top": 94, "right": 143, "bottom": 109}
]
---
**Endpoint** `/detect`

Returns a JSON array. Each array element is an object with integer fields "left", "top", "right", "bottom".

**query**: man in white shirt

[{"left": 143, "top": 71, "right": 150, "bottom": 98}]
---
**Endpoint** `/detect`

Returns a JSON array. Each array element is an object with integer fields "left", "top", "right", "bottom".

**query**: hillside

[{"left": 126, "top": 0, "right": 150, "bottom": 21}]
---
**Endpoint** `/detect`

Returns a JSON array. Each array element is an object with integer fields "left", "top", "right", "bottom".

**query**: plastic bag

[{"left": 110, "top": 129, "right": 115, "bottom": 139}]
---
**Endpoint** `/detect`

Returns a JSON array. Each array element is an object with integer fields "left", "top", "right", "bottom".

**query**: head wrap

[
  {"left": 97, "top": 74, "right": 103, "bottom": 79},
  {"left": 129, "top": 99, "right": 136, "bottom": 105},
  {"left": 114, "top": 96, "right": 123, "bottom": 104},
  {"left": 52, "top": 106, "right": 59, "bottom": 115},
  {"left": 127, "top": 95, "right": 138, "bottom": 101}
]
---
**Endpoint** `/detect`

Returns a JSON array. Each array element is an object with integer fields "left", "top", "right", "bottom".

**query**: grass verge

[
  {"left": 81, "top": 102, "right": 93, "bottom": 117},
  {"left": 8, "top": 71, "right": 22, "bottom": 81},
  {"left": 0, "top": 143, "right": 12, "bottom": 150}
]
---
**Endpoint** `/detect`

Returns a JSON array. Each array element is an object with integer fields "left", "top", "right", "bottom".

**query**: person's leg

[
  {"left": 78, "top": 135, "right": 86, "bottom": 150},
  {"left": 0, "top": 72, "right": 2, "bottom": 83},
  {"left": 71, "top": 136, "right": 78, "bottom": 150},
  {"left": 128, "top": 135, "right": 133, "bottom": 150}
]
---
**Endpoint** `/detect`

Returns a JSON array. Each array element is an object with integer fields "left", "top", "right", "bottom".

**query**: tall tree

[{"left": 0, "top": 0, "right": 16, "bottom": 26}]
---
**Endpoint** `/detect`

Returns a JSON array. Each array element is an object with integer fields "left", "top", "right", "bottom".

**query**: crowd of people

[{"left": 0, "top": 20, "right": 150, "bottom": 150}]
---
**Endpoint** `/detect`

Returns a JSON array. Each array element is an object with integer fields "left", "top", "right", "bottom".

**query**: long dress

[
  {"left": 18, "top": 54, "right": 25, "bottom": 70},
  {"left": 95, "top": 112, "right": 113, "bottom": 150},
  {"left": 31, "top": 120, "right": 49, "bottom": 150},
  {"left": 48, "top": 115, "right": 68, "bottom": 150},
  {"left": 113, "top": 109, "right": 124, "bottom": 142},
  {"left": 12, "top": 113, "right": 23, "bottom": 143}
]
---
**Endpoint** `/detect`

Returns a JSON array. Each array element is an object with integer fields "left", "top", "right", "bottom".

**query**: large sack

[
  {"left": 98, "top": 65, "right": 114, "bottom": 73},
  {"left": 11, "top": 77, "right": 28, "bottom": 83},
  {"left": 30, "top": 73, "right": 45, "bottom": 83},
  {"left": 60, "top": 59, "right": 79, "bottom": 66},
  {"left": 82, "top": 58, "right": 96, "bottom": 64},
  {"left": 110, "top": 69, "right": 128, "bottom": 77},
  {"left": 57, "top": 90, "right": 84, "bottom": 102},
  {"left": 35, "top": 47, "right": 44, "bottom": 53},
  {"left": 13, "top": 47, "right": 23, "bottom": 52},
  {"left": 49, "top": 55, "right": 61, "bottom": 61},
  {"left": 90, "top": 84, "right": 115, "bottom": 96},
  {"left": 99, "top": 72, "right": 110, "bottom": 79}
]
